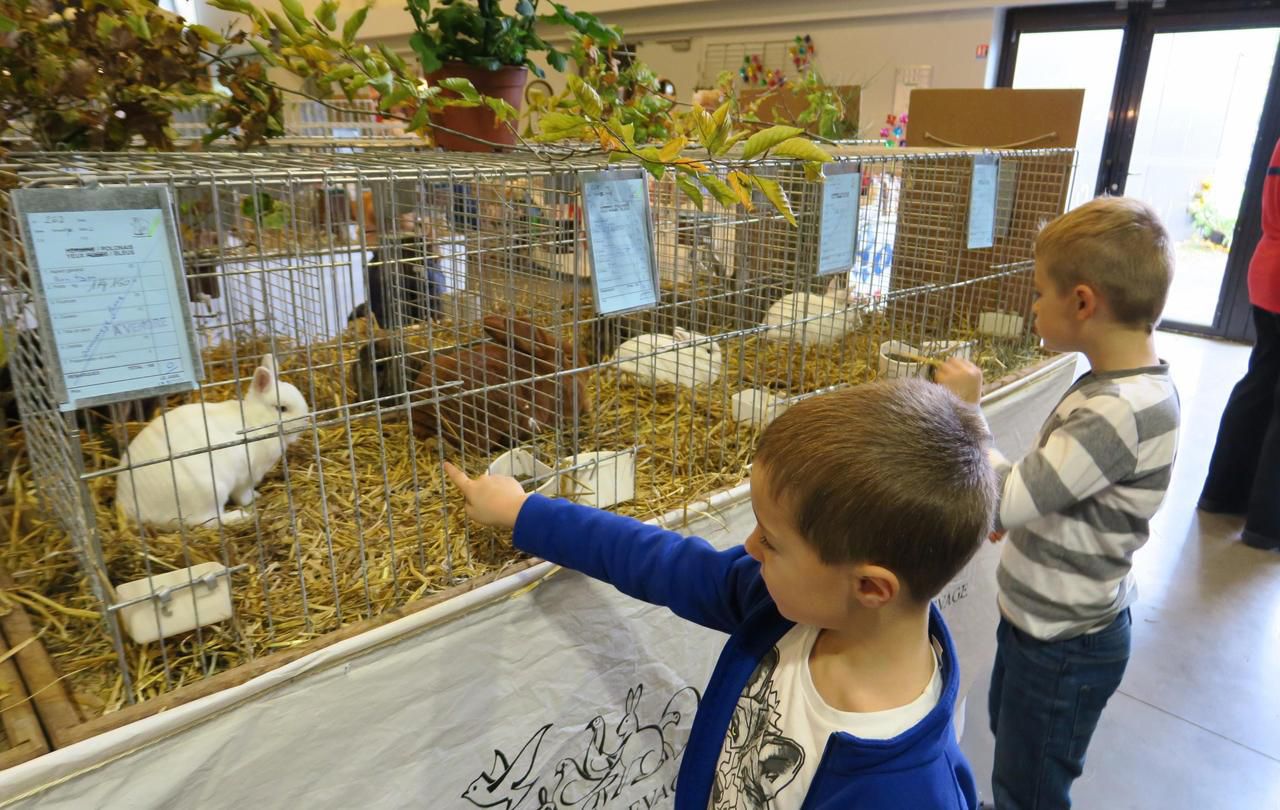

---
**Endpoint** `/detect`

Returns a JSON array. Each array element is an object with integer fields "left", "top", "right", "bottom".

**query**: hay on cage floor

[{"left": 0, "top": 316, "right": 1047, "bottom": 718}]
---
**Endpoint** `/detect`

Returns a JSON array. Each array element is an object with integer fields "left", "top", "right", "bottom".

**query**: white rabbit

[
  {"left": 611, "top": 329, "right": 723, "bottom": 390},
  {"left": 763, "top": 292, "right": 862, "bottom": 345},
  {"left": 116, "top": 355, "right": 310, "bottom": 529}
]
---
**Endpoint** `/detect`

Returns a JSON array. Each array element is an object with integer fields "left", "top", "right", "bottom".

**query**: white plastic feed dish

[
  {"left": 729, "top": 388, "right": 789, "bottom": 427},
  {"left": 488, "top": 449, "right": 559, "bottom": 497},
  {"left": 977, "top": 311, "right": 1025, "bottom": 338},
  {"left": 878, "top": 340, "right": 931, "bottom": 380},
  {"left": 561, "top": 449, "right": 636, "bottom": 509},
  {"left": 116, "top": 561, "right": 234, "bottom": 644}
]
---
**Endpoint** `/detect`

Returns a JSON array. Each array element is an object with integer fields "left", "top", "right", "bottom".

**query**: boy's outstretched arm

[
  {"left": 443, "top": 462, "right": 770, "bottom": 634},
  {"left": 934, "top": 358, "right": 1141, "bottom": 532}
]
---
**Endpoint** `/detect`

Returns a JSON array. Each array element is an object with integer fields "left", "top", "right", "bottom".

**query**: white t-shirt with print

[{"left": 708, "top": 624, "right": 943, "bottom": 810}]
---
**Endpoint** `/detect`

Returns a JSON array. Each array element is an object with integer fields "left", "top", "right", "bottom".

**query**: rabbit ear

[
  {"left": 251, "top": 365, "right": 275, "bottom": 397},
  {"left": 260, "top": 354, "right": 278, "bottom": 374},
  {"left": 672, "top": 328, "right": 692, "bottom": 342}
]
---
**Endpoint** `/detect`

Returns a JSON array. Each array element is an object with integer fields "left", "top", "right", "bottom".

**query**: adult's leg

[
  {"left": 1200, "top": 307, "right": 1280, "bottom": 512},
  {"left": 1244, "top": 310, "right": 1280, "bottom": 548}
]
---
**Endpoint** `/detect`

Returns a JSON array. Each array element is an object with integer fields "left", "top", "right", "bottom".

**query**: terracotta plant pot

[{"left": 428, "top": 63, "right": 527, "bottom": 152}]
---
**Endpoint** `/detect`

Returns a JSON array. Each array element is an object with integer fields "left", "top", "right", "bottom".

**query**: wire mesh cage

[{"left": 0, "top": 145, "right": 1070, "bottom": 724}]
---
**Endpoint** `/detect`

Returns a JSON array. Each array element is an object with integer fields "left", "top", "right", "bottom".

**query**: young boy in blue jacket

[{"left": 445, "top": 378, "right": 997, "bottom": 809}]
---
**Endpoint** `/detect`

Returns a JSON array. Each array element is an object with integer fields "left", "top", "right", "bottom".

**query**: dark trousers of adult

[
  {"left": 988, "top": 610, "right": 1131, "bottom": 810},
  {"left": 1200, "top": 306, "right": 1280, "bottom": 547}
]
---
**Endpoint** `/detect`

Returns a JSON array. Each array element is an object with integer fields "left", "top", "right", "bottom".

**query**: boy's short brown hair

[
  {"left": 1035, "top": 196, "right": 1174, "bottom": 332},
  {"left": 753, "top": 380, "right": 996, "bottom": 602}
]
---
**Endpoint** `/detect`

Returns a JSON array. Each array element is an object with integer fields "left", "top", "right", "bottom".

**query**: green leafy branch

[{"left": 208, "top": 0, "right": 834, "bottom": 223}]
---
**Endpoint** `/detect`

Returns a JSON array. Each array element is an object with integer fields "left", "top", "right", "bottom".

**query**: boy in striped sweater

[{"left": 936, "top": 196, "right": 1180, "bottom": 810}]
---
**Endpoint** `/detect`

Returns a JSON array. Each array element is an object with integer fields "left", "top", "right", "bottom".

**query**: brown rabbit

[{"left": 411, "top": 314, "right": 590, "bottom": 452}]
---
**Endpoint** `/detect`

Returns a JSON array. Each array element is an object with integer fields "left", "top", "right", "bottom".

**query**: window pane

[{"left": 1013, "top": 29, "right": 1125, "bottom": 211}]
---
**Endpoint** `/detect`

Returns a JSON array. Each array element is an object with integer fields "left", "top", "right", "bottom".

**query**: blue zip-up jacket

[{"left": 514, "top": 494, "right": 979, "bottom": 810}]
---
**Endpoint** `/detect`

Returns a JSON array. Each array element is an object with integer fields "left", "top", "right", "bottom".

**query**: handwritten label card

[
  {"left": 967, "top": 154, "right": 1000, "bottom": 250},
  {"left": 818, "top": 163, "right": 860, "bottom": 276},
  {"left": 580, "top": 170, "right": 660, "bottom": 317},
  {"left": 13, "top": 188, "right": 202, "bottom": 411}
]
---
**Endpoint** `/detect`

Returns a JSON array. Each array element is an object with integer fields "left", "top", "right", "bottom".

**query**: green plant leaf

[
  {"left": 262, "top": 209, "right": 288, "bottom": 230},
  {"left": 676, "top": 175, "right": 704, "bottom": 211},
  {"left": 97, "top": 14, "right": 120, "bottom": 38},
  {"left": 658, "top": 135, "right": 687, "bottom": 162},
  {"left": 439, "top": 77, "right": 481, "bottom": 102},
  {"left": 409, "top": 31, "right": 441, "bottom": 73},
  {"left": 378, "top": 43, "right": 408, "bottom": 73},
  {"left": 241, "top": 192, "right": 275, "bottom": 218},
  {"left": 699, "top": 174, "right": 739, "bottom": 208},
  {"left": 408, "top": 104, "right": 432, "bottom": 134},
  {"left": 322, "top": 64, "right": 356, "bottom": 83},
  {"left": 750, "top": 175, "right": 795, "bottom": 226},
  {"left": 125, "top": 13, "right": 152, "bottom": 42},
  {"left": 265, "top": 10, "right": 299, "bottom": 41},
  {"left": 719, "top": 131, "right": 749, "bottom": 154},
  {"left": 642, "top": 162, "right": 666, "bottom": 180},
  {"left": 567, "top": 75, "right": 602, "bottom": 119},
  {"left": 485, "top": 96, "right": 518, "bottom": 122},
  {"left": 210, "top": 0, "right": 256, "bottom": 14},
  {"left": 344, "top": 4, "right": 371, "bottom": 45},
  {"left": 187, "top": 24, "right": 228, "bottom": 45},
  {"left": 727, "top": 171, "right": 754, "bottom": 210},
  {"left": 771, "top": 137, "right": 833, "bottom": 163},
  {"left": 537, "top": 112, "right": 588, "bottom": 141},
  {"left": 250, "top": 40, "right": 278, "bottom": 64},
  {"left": 0, "top": 14, "right": 17, "bottom": 34},
  {"left": 279, "top": 0, "right": 313, "bottom": 33},
  {"left": 316, "top": 0, "right": 339, "bottom": 31},
  {"left": 742, "top": 125, "right": 803, "bottom": 160}
]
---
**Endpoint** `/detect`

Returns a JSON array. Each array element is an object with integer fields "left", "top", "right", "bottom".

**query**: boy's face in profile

[
  {"left": 1032, "top": 258, "right": 1079, "bottom": 352},
  {"left": 746, "top": 464, "right": 857, "bottom": 628}
]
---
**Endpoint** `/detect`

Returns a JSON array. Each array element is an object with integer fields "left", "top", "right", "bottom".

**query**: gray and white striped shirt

[{"left": 990, "top": 364, "right": 1180, "bottom": 641}]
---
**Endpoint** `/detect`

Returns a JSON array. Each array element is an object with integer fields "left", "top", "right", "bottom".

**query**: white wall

[
  {"left": 188, "top": 0, "right": 1093, "bottom": 133},
  {"left": 633, "top": 10, "right": 998, "bottom": 137}
]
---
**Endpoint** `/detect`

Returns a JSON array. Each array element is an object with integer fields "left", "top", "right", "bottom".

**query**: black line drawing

[
  {"left": 711, "top": 647, "right": 805, "bottom": 810},
  {"left": 461, "top": 683, "right": 700, "bottom": 810},
  {"left": 463, "top": 724, "right": 551, "bottom": 809}
]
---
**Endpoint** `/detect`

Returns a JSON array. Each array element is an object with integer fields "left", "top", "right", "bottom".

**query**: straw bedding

[{"left": 0, "top": 314, "right": 1043, "bottom": 719}]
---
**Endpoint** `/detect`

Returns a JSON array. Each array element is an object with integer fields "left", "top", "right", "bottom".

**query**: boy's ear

[
  {"left": 850, "top": 563, "right": 900, "bottom": 608},
  {"left": 1072, "top": 284, "right": 1099, "bottom": 321}
]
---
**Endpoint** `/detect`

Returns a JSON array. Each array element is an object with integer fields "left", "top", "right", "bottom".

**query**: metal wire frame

[{"left": 0, "top": 145, "right": 1071, "bottom": 708}]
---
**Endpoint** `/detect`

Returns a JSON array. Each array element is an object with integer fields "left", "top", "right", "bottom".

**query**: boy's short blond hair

[{"left": 1035, "top": 196, "right": 1174, "bottom": 332}]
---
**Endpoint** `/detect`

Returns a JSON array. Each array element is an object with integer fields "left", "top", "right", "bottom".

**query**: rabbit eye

[{"left": 277, "top": 405, "right": 287, "bottom": 413}]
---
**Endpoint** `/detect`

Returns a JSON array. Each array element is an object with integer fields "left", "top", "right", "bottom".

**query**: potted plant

[
  {"left": 211, "top": 0, "right": 835, "bottom": 222},
  {"left": 0, "top": 0, "right": 280, "bottom": 151},
  {"left": 406, "top": 0, "right": 610, "bottom": 151}
]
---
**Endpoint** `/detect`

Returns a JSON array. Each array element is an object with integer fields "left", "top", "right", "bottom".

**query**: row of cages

[{"left": 0, "top": 145, "right": 1072, "bottom": 731}]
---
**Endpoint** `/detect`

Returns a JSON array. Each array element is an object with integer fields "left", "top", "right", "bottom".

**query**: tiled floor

[{"left": 961, "top": 331, "right": 1280, "bottom": 809}]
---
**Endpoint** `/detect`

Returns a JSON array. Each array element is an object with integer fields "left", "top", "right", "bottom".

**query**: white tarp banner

[{"left": 0, "top": 357, "right": 1078, "bottom": 810}]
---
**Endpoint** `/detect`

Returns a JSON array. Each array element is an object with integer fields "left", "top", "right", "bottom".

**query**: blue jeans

[{"left": 988, "top": 610, "right": 1131, "bottom": 809}]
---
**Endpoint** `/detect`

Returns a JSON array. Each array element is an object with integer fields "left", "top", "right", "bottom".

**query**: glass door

[
  {"left": 1123, "top": 28, "right": 1279, "bottom": 328},
  {"left": 1010, "top": 29, "right": 1125, "bottom": 212},
  {"left": 1000, "top": 1, "right": 1280, "bottom": 340}
]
